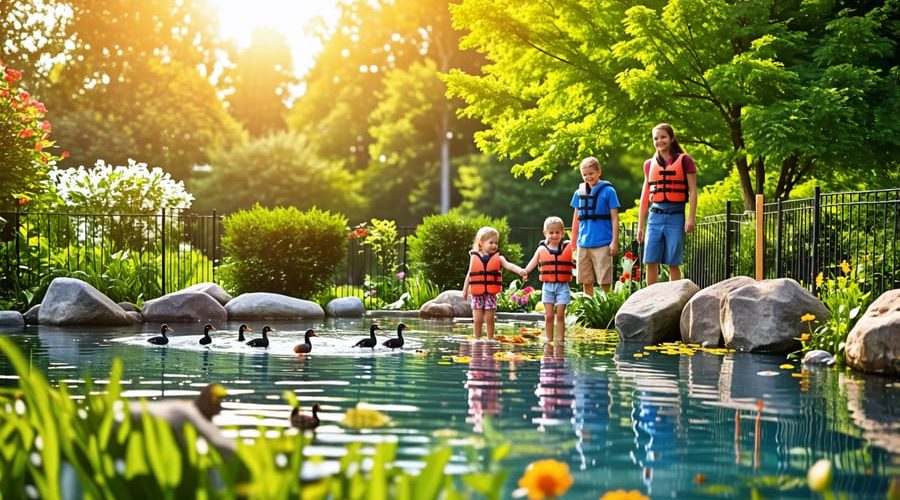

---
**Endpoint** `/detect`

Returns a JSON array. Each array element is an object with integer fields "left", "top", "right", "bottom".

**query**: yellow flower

[
  {"left": 840, "top": 260, "right": 851, "bottom": 275},
  {"left": 341, "top": 404, "right": 392, "bottom": 429},
  {"left": 801, "top": 333, "right": 810, "bottom": 342},
  {"left": 801, "top": 313, "right": 816, "bottom": 323},
  {"left": 599, "top": 490, "right": 650, "bottom": 500},
  {"left": 807, "top": 459, "right": 833, "bottom": 493},
  {"left": 815, "top": 272, "right": 824, "bottom": 287},
  {"left": 518, "top": 459, "right": 573, "bottom": 499}
]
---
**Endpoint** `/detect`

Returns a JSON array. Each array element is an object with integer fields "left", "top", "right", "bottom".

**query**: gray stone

[
  {"left": 126, "top": 311, "right": 143, "bottom": 324},
  {"left": 179, "top": 282, "right": 233, "bottom": 306},
  {"left": 721, "top": 278, "right": 830, "bottom": 353},
  {"left": 23, "top": 304, "right": 40, "bottom": 325},
  {"left": 225, "top": 292, "right": 324, "bottom": 320},
  {"left": 38, "top": 277, "right": 133, "bottom": 326},
  {"left": 420, "top": 290, "right": 472, "bottom": 319},
  {"left": 0, "top": 311, "right": 24, "bottom": 328},
  {"left": 802, "top": 349, "right": 836, "bottom": 366},
  {"left": 845, "top": 289, "right": 900, "bottom": 375},
  {"left": 142, "top": 291, "right": 228, "bottom": 324},
  {"left": 615, "top": 280, "right": 700, "bottom": 343},
  {"left": 118, "top": 301, "right": 141, "bottom": 313},
  {"left": 325, "top": 297, "right": 366, "bottom": 317},
  {"left": 680, "top": 276, "right": 756, "bottom": 346}
]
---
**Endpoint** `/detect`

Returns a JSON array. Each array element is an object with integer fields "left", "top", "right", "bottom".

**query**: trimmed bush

[
  {"left": 408, "top": 210, "right": 522, "bottom": 290},
  {"left": 221, "top": 205, "right": 347, "bottom": 297}
]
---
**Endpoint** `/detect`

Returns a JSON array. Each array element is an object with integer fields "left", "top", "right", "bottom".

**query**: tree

[
  {"left": 227, "top": 28, "right": 295, "bottom": 137},
  {"left": 446, "top": 0, "right": 899, "bottom": 209}
]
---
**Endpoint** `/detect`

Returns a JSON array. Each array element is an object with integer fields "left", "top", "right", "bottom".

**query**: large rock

[
  {"left": 23, "top": 304, "right": 40, "bottom": 325},
  {"left": 117, "top": 301, "right": 141, "bottom": 313},
  {"left": 721, "top": 278, "right": 830, "bottom": 353},
  {"left": 420, "top": 290, "right": 471, "bottom": 319},
  {"left": 38, "top": 278, "right": 134, "bottom": 326},
  {"left": 0, "top": 311, "right": 24, "bottom": 328},
  {"left": 845, "top": 289, "right": 900, "bottom": 375},
  {"left": 325, "top": 297, "right": 366, "bottom": 317},
  {"left": 142, "top": 291, "right": 228, "bottom": 324},
  {"left": 225, "top": 292, "right": 324, "bottom": 320},
  {"left": 615, "top": 280, "right": 700, "bottom": 343},
  {"left": 179, "top": 282, "right": 233, "bottom": 306},
  {"left": 680, "top": 276, "right": 756, "bottom": 346}
]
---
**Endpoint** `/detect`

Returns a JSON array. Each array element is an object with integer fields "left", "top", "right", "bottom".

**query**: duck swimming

[
  {"left": 293, "top": 329, "right": 318, "bottom": 354},
  {"left": 382, "top": 323, "right": 408, "bottom": 349},
  {"left": 148, "top": 324, "right": 174, "bottom": 345},
  {"left": 247, "top": 325, "right": 274, "bottom": 348},
  {"left": 352, "top": 324, "right": 380, "bottom": 349},
  {"left": 237, "top": 324, "right": 252, "bottom": 342},
  {"left": 290, "top": 404, "right": 321, "bottom": 431},
  {"left": 198, "top": 323, "right": 216, "bottom": 345}
]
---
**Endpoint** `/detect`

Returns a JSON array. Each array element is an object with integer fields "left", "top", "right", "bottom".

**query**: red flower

[
  {"left": 619, "top": 275, "right": 627, "bottom": 283},
  {"left": 4, "top": 68, "right": 22, "bottom": 84},
  {"left": 61, "top": 150, "right": 69, "bottom": 159},
  {"left": 40, "top": 120, "right": 51, "bottom": 132},
  {"left": 18, "top": 198, "right": 28, "bottom": 206},
  {"left": 633, "top": 269, "right": 641, "bottom": 280},
  {"left": 34, "top": 141, "right": 43, "bottom": 152},
  {"left": 622, "top": 272, "right": 631, "bottom": 281},
  {"left": 19, "top": 128, "right": 34, "bottom": 138},
  {"left": 625, "top": 251, "right": 636, "bottom": 260}
]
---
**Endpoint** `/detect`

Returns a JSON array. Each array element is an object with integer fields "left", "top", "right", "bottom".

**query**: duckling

[
  {"left": 247, "top": 325, "right": 274, "bottom": 348},
  {"left": 198, "top": 323, "right": 216, "bottom": 345},
  {"left": 148, "top": 324, "right": 174, "bottom": 345},
  {"left": 293, "top": 329, "right": 318, "bottom": 354},
  {"left": 382, "top": 323, "right": 408, "bottom": 349},
  {"left": 237, "top": 324, "right": 252, "bottom": 342},
  {"left": 290, "top": 404, "right": 321, "bottom": 431},
  {"left": 352, "top": 324, "right": 380, "bottom": 349}
]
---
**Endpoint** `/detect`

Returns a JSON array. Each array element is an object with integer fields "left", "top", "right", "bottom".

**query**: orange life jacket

[
  {"left": 576, "top": 181, "right": 613, "bottom": 221},
  {"left": 537, "top": 241, "right": 574, "bottom": 283},
  {"left": 468, "top": 251, "right": 502, "bottom": 295},
  {"left": 648, "top": 154, "right": 688, "bottom": 203}
]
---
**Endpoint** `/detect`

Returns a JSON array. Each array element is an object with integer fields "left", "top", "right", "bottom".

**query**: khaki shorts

[{"left": 576, "top": 246, "right": 613, "bottom": 285}]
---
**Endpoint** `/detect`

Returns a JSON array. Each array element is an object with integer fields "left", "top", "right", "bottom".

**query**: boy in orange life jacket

[
  {"left": 462, "top": 226, "right": 527, "bottom": 340},
  {"left": 636, "top": 123, "right": 698, "bottom": 285},
  {"left": 570, "top": 157, "right": 620, "bottom": 295},
  {"left": 523, "top": 216, "right": 574, "bottom": 343}
]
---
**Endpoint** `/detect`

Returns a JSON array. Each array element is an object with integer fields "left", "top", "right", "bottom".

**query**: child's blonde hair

[
  {"left": 472, "top": 226, "right": 500, "bottom": 251},
  {"left": 543, "top": 216, "right": 565, "bottom": 233},
  {"left": 579, "top": 156, "right": 600, "bottom": 172}
]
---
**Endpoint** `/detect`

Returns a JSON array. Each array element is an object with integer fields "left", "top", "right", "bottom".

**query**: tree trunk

[{"left": 727, "top": 107, "right": 755, "bottom": 210}]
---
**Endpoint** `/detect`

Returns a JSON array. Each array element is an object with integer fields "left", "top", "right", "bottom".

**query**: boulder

[
  {"left": 680, "top": 276, "right": 756, "bottom": 346},
  {"left": 179, "top": 282, "right": 233, "bottom": 306},
  {"left": 615, "top": 280, "right": 699, "bottom": 343},
  {"left": 38, "top": 277, "right": 133, "bottom": 326},
  {"left": 0, "top": 311, "right": 24, "bottom": 328},
  {"left": 325, "top": 297, "right": 366, "bottom": 318},
  {"left": 23, "top": 304, "right": 40, "bottom": 325},
  {"left": 721, "top": 278, "right": 830, "bottom": 353},
  {"left": 142, "top": 291, "right": 228, "bottom": 324},
  {"left": 225, "top": 292, "right": 324, "bottom": 320},
  {"left": 118, "top": 301, "right": 141, "bottom": 313},
  {"left": 125, "top": 311, "right": 143, "bottom": 324},
  {"left": 845, "top": 289, "right": 900, "bottom": 375},
  {"left": 420, "top": 290, "right": 471, "bottom": 319}
]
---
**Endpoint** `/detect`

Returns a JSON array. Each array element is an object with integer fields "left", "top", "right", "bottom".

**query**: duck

[
  {"left": 148, "top": 324, "right": 174, "bottom": 345},
  {"left": 290, "top": 403, "right": 321, "bottom": 431},
  {"left": 237, "top": 324, "right": 252, "bottom": 342},
  {"left": 382, "top": 323, "right": 408, "bottom": 349},
  {"left": 293, "top": 329, "right": 319, "bottom": 354},
  {"left": 198, "top": 323, "right": 216, "bottom": 345},
  {"left": 247, "top": 325, "right": 274, "bottom": 348},
  {"left": 352, "top": 324, "right": 381, "bottom": 349}
]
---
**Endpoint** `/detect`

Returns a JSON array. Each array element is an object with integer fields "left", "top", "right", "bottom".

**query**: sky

[{"left": 207, "top": 0, "right": 342, "bottom": 78}]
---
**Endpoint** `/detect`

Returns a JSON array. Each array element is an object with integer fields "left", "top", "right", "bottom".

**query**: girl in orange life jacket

[
  {"left": 636, "top": 123, "right": 698, "bottom": 285},
  {"left": 463, "top": 226, "right": 527, "bottom": 340},
  {"left": 523, "top": 216, "right": 574, "bottom": 343}
]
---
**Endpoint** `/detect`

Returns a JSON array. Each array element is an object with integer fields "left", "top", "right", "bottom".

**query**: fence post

[
  {"left": 161, "top": 208, "right": 167, "bottom": 295},
  {"left": 212, "top": 209, "right": 218, "bottom": 283},
  {"left": 775, "top": 199, "right": 783, "bottom": 278},
  {"left": 811, "top": 185, "right": 821, "bottom": 294},
  {"left": 14, "top": 201, "right": 21, "bottom": 283},
  {"left": 724, "top": 201, "right": 732, "bottom": 279},
  {"left": 755, "top": 194, "right": 764, "bottom": 280}
]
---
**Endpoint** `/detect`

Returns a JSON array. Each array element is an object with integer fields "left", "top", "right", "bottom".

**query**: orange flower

[
  {"left": 800, "top": 333, "right": 810, "bottom": 342},
  {"left": 518, "top": 459, "right": 573, "bottom": 499},
  {"left": 622, "top": 272, "right": 630, "bottom": 281},
  {"left": 599, "top": 490, "right": 650, "bottom": 500},
  {"left": 18, "top": 128, "right": 34, "bottom": 138},
  {"left": 801, "top": 313, "right": 816, "bottom": 323}
]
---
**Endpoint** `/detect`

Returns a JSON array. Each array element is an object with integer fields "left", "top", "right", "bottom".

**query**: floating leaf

[
  {"left": 341, "top": 404, "right": 392, "bottom": 429},
  {"left": 756, "top": 371, "right": 780, "bottom": 377},
  {"left": 779, "top": 364, "right": 794, "bottom": 370}
]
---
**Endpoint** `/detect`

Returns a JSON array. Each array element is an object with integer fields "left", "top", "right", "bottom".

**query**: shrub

[
  {"left": 408, "top": 210, "right": 522, "bottom": 290},
  {"left": 220, "top": 205, "right": 347, "bottom": 297},
  {"left": 568, "top": 289, "right": 629, "bottom": 330},
  {"left": 496, "top": 280, "right": 541, "bottom": 313}
]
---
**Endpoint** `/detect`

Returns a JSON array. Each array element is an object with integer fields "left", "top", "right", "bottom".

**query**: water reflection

[
  {"left": 462, "top": 341, "right": 502, "bottom": 433},
  {"left": 534, "top": 342, "right": 573, "bottom": 431}
]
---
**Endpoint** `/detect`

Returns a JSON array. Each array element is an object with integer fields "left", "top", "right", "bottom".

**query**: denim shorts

[
  {"left": 643, "top": 206, "right": 685, "bottom": 265},
  {"left": 541, "top": 281, "right": 571, "bottom": 305},
  {"left": 471, "top": 294, "right": 498, "bottom": 310}
]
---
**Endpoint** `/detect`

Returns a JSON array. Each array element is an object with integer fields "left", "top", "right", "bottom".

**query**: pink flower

[
  {"left": 523, "top": 286, "right": 534, "bottom": 294},
  {"left": 396, "top": 271, "right": 406, "bottom": 280}
]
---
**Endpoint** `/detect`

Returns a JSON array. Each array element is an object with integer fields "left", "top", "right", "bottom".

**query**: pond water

[{"left": 1, "top": 318, "right": 897, "bottom": 499}]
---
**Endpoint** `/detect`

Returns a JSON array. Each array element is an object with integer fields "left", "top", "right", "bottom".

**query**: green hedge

[{"left": 220, "top": 205, "right": 347, "bottom": 297}]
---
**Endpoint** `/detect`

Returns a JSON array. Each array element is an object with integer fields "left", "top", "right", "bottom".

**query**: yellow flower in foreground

[
  {"left": 341, "top": 404, "right": 392, "bottom": 430},
  {"left": 815, "top": 272, "right": 824, "bottom": 287},
  {"left": 807, "top": 459, "right": 833, "bottom": 493},
  {"left": 840, "top": 260, "right": 851, "bottom": 275},
  {"left": 518, "top": 459, "right": 573, "bottom": 499},
  {"left": 600, "top": 490, "right": 650, "bottom": 500},
  {"left": 801, "top": 333, "right": 811, "bottom": 342},
  {"left": 801, "top": 313, "right": 816, "bottom": 323}
]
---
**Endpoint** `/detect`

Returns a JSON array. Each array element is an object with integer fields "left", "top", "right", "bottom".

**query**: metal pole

[
  {"left": 811, "top": 185, "right": 821, "bottom": 294},
  {"left": 755, "top": 194, "right": 764, "bottom": 280},
  {"left": 724, "top": 201, "right": 732, "bottom": 279},
  {"left": 161, "top": 208, "right": 167, "bottom": 296}
]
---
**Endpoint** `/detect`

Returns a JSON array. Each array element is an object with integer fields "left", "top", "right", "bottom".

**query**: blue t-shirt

[{"left": 570, "top": 182, "right": 620, "bottom": 247}]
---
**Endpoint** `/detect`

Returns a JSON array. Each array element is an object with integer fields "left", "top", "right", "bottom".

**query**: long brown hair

[{"left": 653, "top": 123, "right": 685, "bottom": 166}]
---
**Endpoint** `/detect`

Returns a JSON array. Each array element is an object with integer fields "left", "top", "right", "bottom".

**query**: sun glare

[{"left": 208, "top": 0, "right": 341, "bottom": 76}]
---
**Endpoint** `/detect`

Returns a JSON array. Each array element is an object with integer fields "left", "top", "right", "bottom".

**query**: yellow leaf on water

[
  {"left": 632, "top": 353, "right": 644, "bottom": 358},
  {"left": 341, "top": 404, "right": 392, "bottom": 429},
  {"left": 779, "top": 364, "right": 795, "bottom": 370},
  {"left": 452, "top": 356, "right": 472, "bottom": 364}
]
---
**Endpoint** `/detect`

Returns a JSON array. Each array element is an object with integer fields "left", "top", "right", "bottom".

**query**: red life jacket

[
  {"left": 468, "top": 251, "right": 502, "bottom": 295},
  {"left": 647, "top": 154, "right": 688, "bottom": 203},
  {"left": 537, "top": 241, "right": 574, "bottom": 283}
]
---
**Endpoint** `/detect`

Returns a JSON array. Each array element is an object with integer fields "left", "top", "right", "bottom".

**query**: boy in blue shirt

[{"left": 570, "top": 156, "right": 620, "bottom": 295}]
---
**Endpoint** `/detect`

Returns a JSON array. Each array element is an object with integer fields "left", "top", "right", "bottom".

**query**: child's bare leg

[
  {"left": 646, "top": 263, "right": 659, "bottom": 285},
  {"left": 485, "top": 310, "right": 496, "bottom": 340},
  {"left": 473, "top": 309, "right": 485, "bottom": 339},
  {"left": 543, "top": 305, "right": 554, "bottom": 342},
  {"left": 669, "top": 265, "right": 681, "bottom": 281},
  {"left": 554, "top": 304, "right": 566, "bottom": 342}
]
